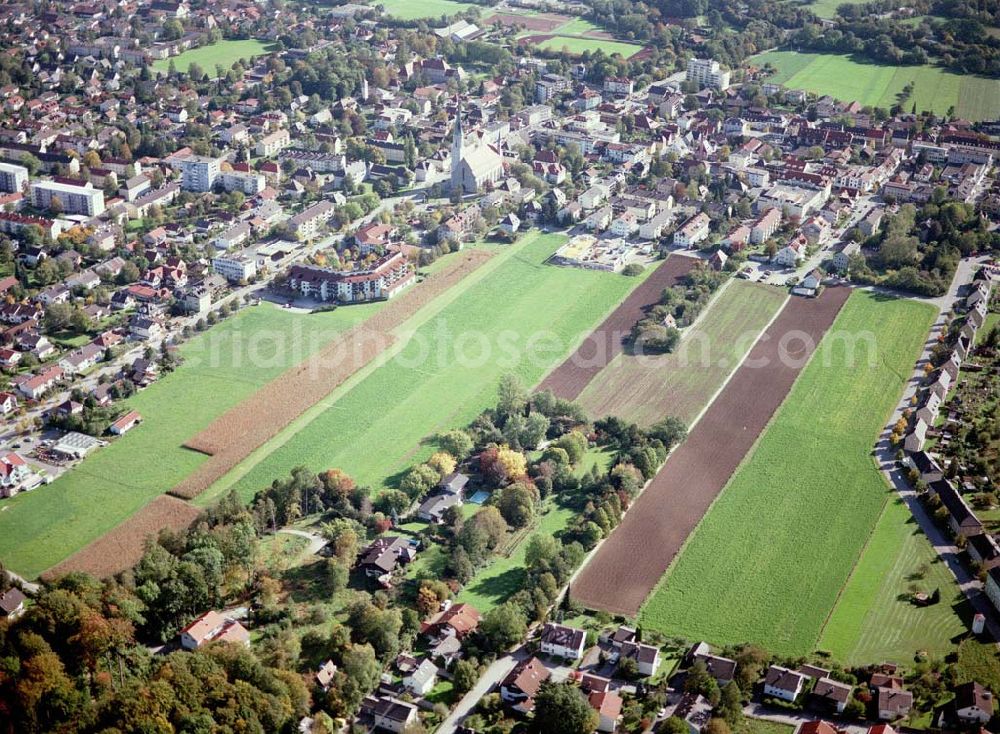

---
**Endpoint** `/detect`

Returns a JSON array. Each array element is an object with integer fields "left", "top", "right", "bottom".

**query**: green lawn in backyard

[
  {"left": 373, "top": 0, "right": 476, "bottom": 20},
  {"left": 749, "top": 50, "right": 1000, "bottom": 120},
  {"left": 639, "top": 291, "right": 936, "bottom": 655},
  {"left": 152, "top": 39, "right": 274, "bottom": 75},
  {"left": 537, "top": 35, "right": 644, "bottom": 58},
  {"left": 955, "top": 637, "right": 1000, "bottom": 692},
  {"left": 977, "top": 313, "right": 999, "bottom": 346},
  {"left": 818, "top": 496, "right": 967, "bottom": 664},
  {"left": 455, "top": 448, "right": 614, "bottom": 612},
  {"left": 734, "top": 720, "right": 796, "bottom": 734},
  {"left": 578, "top": 280, "right": 787, "bottom": 426},
  {"left": 801, "top": 0, "right": 865, "bottom": 19},
  {"left": 215, "top": 232, "right": 648, "bottom": 503},
  {"left": 0, "top": 303, "right": 383, "bottom": 579}
]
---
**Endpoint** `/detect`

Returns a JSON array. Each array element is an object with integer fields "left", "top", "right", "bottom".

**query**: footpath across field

[{"left": 639, "top": 291, "right": 936, "bottom": 654}]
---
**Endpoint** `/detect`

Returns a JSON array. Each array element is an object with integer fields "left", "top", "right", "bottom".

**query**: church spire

[{"left": 452, "top": 98, "right": 463, "bottom": 160}]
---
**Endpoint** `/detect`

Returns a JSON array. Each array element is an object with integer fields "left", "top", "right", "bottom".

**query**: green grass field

[
  {"left": 374, "top": 0, "right": 475, "bottom": 20},
  {"left": 214, "top": 233, "right": 646, "bottom": 503},
  {"left": 639, "top": 291, "right": 936, "bottom": 655},
  {"left": 0, "top": 303, "right": 383, "bottom": 578},
  {"left": 153, "top": 39, "right": 274, "bottom": 75},
  {"left": 536, "top": 35, "right": 644, "bottom": 58},
  {"left": 800, "top": 0, "right": 865, "bottom": 19},
  {"left": 734, "top": 720, "right": 796, "bottom": 734},
  {"left": 750, "top": 50, "right": 1000, "bottom": 120},
  {"left": 578, "top": 280, "right": 787, "bottom": 426},
  {"left": 818, "top": 496, "right": 966, "bottom": 664}
]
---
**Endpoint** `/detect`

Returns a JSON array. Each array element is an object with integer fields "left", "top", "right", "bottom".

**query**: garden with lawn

[
  {"left": 750, "top": 50, "right": 1000, "bottom": 120},
  {"left": 639, "top": 291, "right": 936, "bottom": 654},
  {"left": 214, "top": 232, "right": 650, "bottom": 503},
  {"left": 0, "top": 302, "right": 384, "bottom": 579}
]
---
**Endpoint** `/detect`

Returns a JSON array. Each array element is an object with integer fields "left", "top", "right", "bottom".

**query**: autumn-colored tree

[
  {"left": 427, "top": 451, "right": 456, "bottom": 478},
  {"left": 322, "top": 468, "right": 355, "bottom": 498}
]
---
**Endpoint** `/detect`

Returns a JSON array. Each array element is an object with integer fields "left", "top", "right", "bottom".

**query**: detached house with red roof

[
  {"left": 0, "top": 451, "right": 36, "bottom": 497},
  {"left": 179, "top": 610, "right": 250, "bottom": 650},
  {"left": 501, "top": 656, "right": 549, "bottom": 713}
]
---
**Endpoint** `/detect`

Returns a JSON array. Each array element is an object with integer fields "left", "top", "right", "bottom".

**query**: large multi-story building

[
  {"left": 178, "top": 155, "right": 221, "bottom": 192},
  {"left": 686, "top": 57, "right": 731, "bottom": 91},
  {"left": 0, "top": 162, "right": 28, "bottom": 193},
  {"left": 255, "top": 129, "right": 291, "bottom": 157},
  {"left": 212, "top": 253, "right": 258, "bottom": 283},
  {"left": 30, "top": 179, "right": 105, "bottom": 216},
  {"left": 286, "top": 251, "right": 414, "bottom": 303}
]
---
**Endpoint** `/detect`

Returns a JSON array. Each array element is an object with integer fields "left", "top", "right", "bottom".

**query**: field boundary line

[{"left": 685, "top": 286, "right": 790, "bottom": 431}]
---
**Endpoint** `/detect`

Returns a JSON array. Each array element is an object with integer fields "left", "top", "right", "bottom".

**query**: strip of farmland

[
  {"left": 571, "top": 286, "right": 851, "bottom": 616},
  {"left": 170, "top": 249, "right": 495, "bottom": 500},
  {"left": 577, "top": 280, "right": 788, "bottom": 426},
  {"left": 536, "top": 255, "right": 696, "bottom": 401},
  {"left": 42, "top": 496, "right": 202, "bottom": 580}
]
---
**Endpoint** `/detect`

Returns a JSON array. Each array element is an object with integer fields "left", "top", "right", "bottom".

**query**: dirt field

[
  {"left": 482, "top": 12, "right": 571, "bottom": 31},
  {"left": 170, "top": 249, "right": 495, "bottom": 499},
  {"left": 42, "top": 496, "right": 201, "bottom": 580},
  {"left": 570, "top": 287, "right": 851, "bottom": 616},
  {"left": 536, "top": 255, "right": 696, "bottom": 401}
]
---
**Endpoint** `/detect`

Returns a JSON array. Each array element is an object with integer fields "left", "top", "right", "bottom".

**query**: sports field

[
  {"left": 577, "top": 280, "right": 787, "bottom": 426},
  {"left": 750, "top": 51, "right": 1000, "bottom": 120},
  {"left": 375, "top": 0, "right": 475, "bottom": 20},
  {"left": 0, "top": 303, "right": 383, "bottom": 579},
  {"left": 536, "top": 35, "right": 644, "bottom": 58},
  {"left": 818, "top": 496, "right": 966, "bottom": 664},
  {"left": 211, "top": 232, "right": 648, "bottom": 502},
  {"left": 639, "top": 291, "right": 936, "bottom": 654},
  {"left": 152, "top": 39, "right": 273, "bottom": 75}
]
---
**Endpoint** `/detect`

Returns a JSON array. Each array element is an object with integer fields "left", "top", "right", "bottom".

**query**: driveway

[
  {"left": 276, "top": 527, "right": 326, "bottom": 556},
  {"left": 436, "top": 650, "right": 525, "bottom": 734}
]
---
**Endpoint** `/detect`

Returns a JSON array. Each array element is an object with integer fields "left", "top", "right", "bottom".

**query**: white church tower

[{"left": 450, "top": 101, "right": 465, "bottom": 193}]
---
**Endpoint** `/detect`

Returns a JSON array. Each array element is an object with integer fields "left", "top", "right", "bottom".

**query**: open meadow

[
  {"left": 0, "top": 303, "right": 384, "bottom": 579},
  {"left": 535, "top": 35, "right": 644, "bottom": 58},
  {"left": 639, "top": 291, "right": 936, "bottom": 654},
  {"left": 577, "top": 280, "right": 787, "bottom": 426},
  {"left": 375, "top": 0, "right": 476, "bottom": 20},
  {"left": 818, "top": 496, "right": 967, "bottom": 664},
  {"left": 211, "top": 232, "right": 649, "bottom": 503},
  {"left": 152, "top": 39, "right": 273, "bottom": 75},
  {"left": 750, "top": 50, "right": 1000, "bottom": 120}
]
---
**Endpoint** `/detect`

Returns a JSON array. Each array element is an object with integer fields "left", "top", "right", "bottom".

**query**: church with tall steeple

[{"left": 450, "top": 100, "right": 504, "bottom": 194}]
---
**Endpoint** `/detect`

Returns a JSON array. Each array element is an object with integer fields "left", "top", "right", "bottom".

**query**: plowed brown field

[
  {"left": 43, "top": 495, "right": 201, "bottom": 580},
  {"left": 536, "top": 255, "right": 696, "bottom": 401},
  {"left": 170, "top": 249, "right": 495, "bottom": 499},
  {"left": 482, "top": 12, "right": 571, "bottom": 31},
  {"left": 571, "top": 287, "right": 851, "bottom": 616}
]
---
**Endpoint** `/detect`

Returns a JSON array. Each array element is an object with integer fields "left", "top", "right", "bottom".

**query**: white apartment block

[
  {"left": 212, "top": 253, "right": 258, "bottom": 283},
  {"left": 31, "top": 179, "right": 105, "bottom": 216},
  {"left": 219, "top": 170, "right": 265, "bottom": 195},
  {"left": 686, "top": 58, "right": 731, "bottom": 91},
  {"left": 179, "top": 155, "right": 221, "bottom": 192},
  {"left": 0, "top": 161, "right": 28, "bottom": 192},
  {"left": 674, "top": 212, "right": 710, "bottom": 247}
]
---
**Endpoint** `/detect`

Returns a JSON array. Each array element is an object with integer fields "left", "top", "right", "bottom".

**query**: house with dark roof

[
  {"left": 935, "top": 480, "right": 984, "bottom": 537},
  {"left": 953, "top": 681, "right": 994, "bottom": 724},
  {"left": 968, "top": 534, "right": 1000, "bottom": 571},
  {"left": 688, "top": 641, "right": 737, "bottom": 685},
  {"left": 501, "top": 656, "right": 549, "bottom": 713},
  {"left": 357, "top": 536, "right": 417, "bottom": 580},
  {"left": 620, "top": 641, "right": 661, "bottom": 677},
  {"left": 764, "top": 665, "right": 807, "bottom": 702},
  {"left": 0, "top": 587, "right": 26, "bottom": 618},
  {"left": 812, "top": 677, "right": 853, "bottom": 714},
  {"left": 540, "top": 622, "right": 587, "bottom": 660},
  {"left": 359, "top": 695, "right": 417, "bottom": 733},
  {"left": 876, "top": 686, "right": 913, "bottom": 720},
  {"left": 908, "top": 451, "right": 943, "bottom": 484}
]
